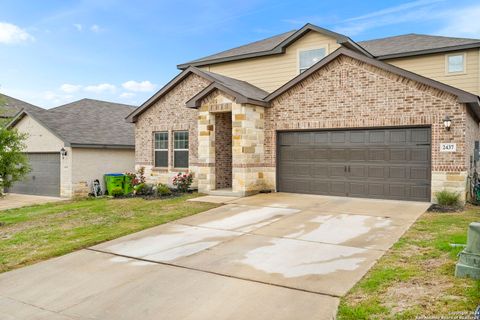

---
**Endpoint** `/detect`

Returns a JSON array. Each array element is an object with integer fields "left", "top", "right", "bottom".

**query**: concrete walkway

[
  {"left": 0, "top": 193, "right": 430, "bottom": 319},
  {"left": 0, "top": 193, "right": 66, "bottom": 211}
]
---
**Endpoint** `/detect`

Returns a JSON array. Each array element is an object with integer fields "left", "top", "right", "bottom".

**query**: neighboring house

[
  {"left": 0, "top": 93, "right": 44, "bottom": 123},
  {"left": 7, "top": 98, "right": 136, "bottom": 197},
  {"left": 127, "top": 23, "right": 480, "bottom": 203}
]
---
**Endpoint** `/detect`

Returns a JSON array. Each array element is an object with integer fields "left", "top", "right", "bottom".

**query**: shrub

[
  {"left": 110, "top": 187, "right": 124, "bottom": 198},
  {"left": 435, "top": 190, "right": 461, "bottom": 206},
  {"left": 156, "top": 183, "right": 172, "bottom": 196},
  {"left": 172, "top": 172, "right": 193, "bottom": 193},
  {"left": 134, "top": 183, "right": 146, "bottom": 195}
]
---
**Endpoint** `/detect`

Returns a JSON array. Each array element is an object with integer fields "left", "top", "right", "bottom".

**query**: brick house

[{"left": 126, "top": 24, "right": 480, "bottom": 203}]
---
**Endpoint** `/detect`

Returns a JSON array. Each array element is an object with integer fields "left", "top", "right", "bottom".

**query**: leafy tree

[{"left": 0, "top": 99, "right": 30, "bottom": 194}]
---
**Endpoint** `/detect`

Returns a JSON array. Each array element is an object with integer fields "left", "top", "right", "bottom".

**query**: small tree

[{"left": 0, "top": 127, "right": 30, "bottom": 195}]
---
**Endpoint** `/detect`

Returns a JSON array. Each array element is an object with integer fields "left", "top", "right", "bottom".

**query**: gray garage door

[
  {"left": 7, "top": 153, "right": 61, "bottom": 197},
  {"left": 277, "top": 127, "right": 431, "bottom": 202}
]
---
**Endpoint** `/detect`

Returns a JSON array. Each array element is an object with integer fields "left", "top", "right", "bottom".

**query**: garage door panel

[
  {"left": 278, "top": 127, "right": 431, "bottom": 202},
  {"left": 349, "top": 165, "right": 366, "bottom": 178},
  {"left": 8, "top": 153, "right": 60, "bottom": 197},
  {"left": 389, "top": 167, "right": 407, "bottom": 179},
  {"left": 330, "top": 149, "right": 347, "bottom": 161},
  {"left": 311, "top": 149, "right": 328, "bottom": 160},
  {"left": 329, "top": 165, "right": 347, "bottom": 178},
  {"left": 369, "top": 149, "right": 389, "bottom": 161},
  {"left": 368, "top": 131, "right": 387, "bottom": 144},
  {"left": 368, "top": 166, "right": 386, "bottom": 179},
  {"left": 390, "top": 130, "right": 407, "bottom": 144},
  {"left": 312, "top": 165, "right": 328, "bottom": 177},
  {"left": 350, "top": 149, "right": 368, "bottom": 161},
  {"left": 410, "top": 167, "right": 430, "bottom": 180},
  {"left": 331, "top": 132, "right": 346, "bottom": 143},
  {"left": 349, "top": 182, "right": 367, "bottom": 196},
  {"left": 411, "top": 129, "right": 430, "bottom": 143},
  {"left": 389, "top": 184, "right": 407, "bottom": 198},
  {"left": 330, "top": 182, "right": 347, "bottom": 195},
  {"left": 390, "top": 149, "right": 408, "bottom": 161},
  {"left": 410, "top": 149, "right": 430, "bottom": 162},
  {"left": 349, "top": 131, "right": 366, "bottom": 143}
]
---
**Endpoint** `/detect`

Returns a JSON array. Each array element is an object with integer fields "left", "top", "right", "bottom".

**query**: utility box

[
  {"left": 124, "top": 175, "right": 133, "bottom": 195},
  {"left": 455, "top": 222, "right": 480, "bottom": 280}
]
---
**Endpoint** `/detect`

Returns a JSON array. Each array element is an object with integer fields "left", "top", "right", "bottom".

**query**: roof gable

[
  {"left": 126, "top": 67, "right": 269, "bottom": 122},
  {"left": 177, "top": 23, "right": 372, "bottom": 69}
]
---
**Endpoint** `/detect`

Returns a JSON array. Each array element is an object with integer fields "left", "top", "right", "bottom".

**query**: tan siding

[
  {"left": 386, "top": 49, "right": 480, "bottom": 95},
  {"left": 14, "top": 115, "right": 64, "bottom": 152},
  {"left": 201, "top": 31, "right": 341, "bottom": 92}
]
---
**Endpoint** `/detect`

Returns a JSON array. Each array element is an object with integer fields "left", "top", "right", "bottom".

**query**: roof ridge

[{"left": 360, "top": 33, "right": 480, "bottom": 43}]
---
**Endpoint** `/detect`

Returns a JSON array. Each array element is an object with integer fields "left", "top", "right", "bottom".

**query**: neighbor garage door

[
  {"left": 277, "top": 127, "right": 431, "bottom": 202},
  {"left": 8, "top": 153, "right": 61, "bottom": 197}
]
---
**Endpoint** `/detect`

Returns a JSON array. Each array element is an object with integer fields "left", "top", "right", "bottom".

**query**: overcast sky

[{"left": 1, "top": 0, "right": 479, "bottom": 108}]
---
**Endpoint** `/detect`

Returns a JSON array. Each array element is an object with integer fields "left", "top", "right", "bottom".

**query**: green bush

[
  {"left": 435, "top": 190, "right": 461, "bottom": 206},
  {"left": 134, "top": 183, "right": 146, "bottom": 195},
  {"left": 110, "top": 187, "right": 124, "bottom": 198},
  {"left": 156, "top": 183, "right": 172, "bottom": 196}
]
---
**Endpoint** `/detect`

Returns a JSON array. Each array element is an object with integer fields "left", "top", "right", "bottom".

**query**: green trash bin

[
  {"left": 104, "top": 174, "right": 125, "bottom": 195},
  {"left": 124, "top": 175, "right": 133, "bottom": 195}
]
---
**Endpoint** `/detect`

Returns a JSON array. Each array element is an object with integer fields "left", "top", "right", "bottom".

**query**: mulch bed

[{"left": 427, "top": 204, "right": 464, "bottom": 213}]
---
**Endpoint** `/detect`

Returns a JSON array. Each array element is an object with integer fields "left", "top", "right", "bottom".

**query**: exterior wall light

[
  {"left": 443, "top": 116, "right": 452, "bottom": 131},
  {"left": 60, "top": 148, "right": 67, "bottom": 157}
]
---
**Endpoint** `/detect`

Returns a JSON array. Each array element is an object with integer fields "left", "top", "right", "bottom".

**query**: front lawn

[
  {"left": 0, "top": 194, "right": 219, "bottom": 273},
  {"left": 338, "top": 206, "right": 480, "bottom": 319}
]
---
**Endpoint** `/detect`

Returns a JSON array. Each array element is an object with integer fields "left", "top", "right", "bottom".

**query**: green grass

[
  {"left": 337, "top": 206, "right": 480, "bottom": 319},
  {"left": 0, "top": 193, "right": 219, "bottom": 273}
]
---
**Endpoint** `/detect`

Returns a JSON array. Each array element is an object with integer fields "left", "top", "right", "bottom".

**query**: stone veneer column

[
  {"left": 232, "top": 103, "right": 271, "bottom": 195},
  {"left": 197, "top": 105, "right": 216, "bottom": 192}
]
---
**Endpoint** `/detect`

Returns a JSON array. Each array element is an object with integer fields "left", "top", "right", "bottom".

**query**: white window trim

[
  {"left": 297, "top": 45, "right": 329, "bottom": 75},
  {"left": 154, "top": 131, "right": 168, "bottom": 168},
  {"left": 173, "top": 130, "right": 189, "bottom": 169},
  {"left": 445, "top": 52, "right": 467, "bottom": 76}
]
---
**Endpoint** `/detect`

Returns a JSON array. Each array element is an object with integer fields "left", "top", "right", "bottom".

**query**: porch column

[
  {"left": 197, "top": 106, "right": 216, "bottom": 192},
  {"left": 232, "top": 103, "right": 267, "bottom": 195}
]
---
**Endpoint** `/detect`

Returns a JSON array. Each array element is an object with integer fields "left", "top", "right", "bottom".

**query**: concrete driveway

[
  {"left": 0, "top": 193, "right": 66, "bottom": 211},
  {"left": 0, "top": 193, "right": 430, "bottom": 320}
]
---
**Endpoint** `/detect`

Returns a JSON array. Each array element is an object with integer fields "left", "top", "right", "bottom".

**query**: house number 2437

[{"left": 440, "top": 143, "right": 456, "bottom": 152}]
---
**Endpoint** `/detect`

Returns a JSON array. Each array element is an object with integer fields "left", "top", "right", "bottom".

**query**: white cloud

[
  {"left": 90, "top": 24, "right": 100, "bottom": 33},
  {"left": 436, "top": 5, "right": 480, "bottom": 38},
  {"left": 122, "top": 80, "right": 156, "bottom": 92},
  {"left": 120, "top": 92, "right": 136, "bottom": 98},
  {"left": 43, "top": 91, "right": 73, "bottom": 105},
  {"left": 84, "top": 83, "right": 116, "bottom": 93},
  {"left": 0, "top": 22, "right": 34, "bottom": 44},
  {"left": 60, "top": 83, "right": 82, "bottom": 93},
  {"left": 73, "top": 23, "right": 83, "bottom": 31}
]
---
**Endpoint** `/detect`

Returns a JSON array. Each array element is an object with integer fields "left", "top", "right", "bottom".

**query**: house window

[
  {"left": 446, "top": 53, "right": 465, "bottom": 74},
  {"left": 174, "top": 131, "right": 189, "bottom": 168},
  {"left": 299, "top": 48, "right": 326, "bottom": 73},
  {"left": 154, "top": 132, "right": 168, "bottom": 167}
]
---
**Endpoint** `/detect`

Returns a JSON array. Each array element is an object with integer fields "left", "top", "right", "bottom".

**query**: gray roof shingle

[
  {"left": 178, "top": 26, "right": 480, "bottom": 67},
  {"left": 9, "top": 98, "right": 136, "bottom": 147},
  {"left": 358, "top": 33, "right": 480, "bottom": 58},
  {"left": 202, "top": 69, "right": 269, "bottom": 100},
  {"left": 184, "top": 30, "right": 296, "bottom": 66},
  {"left": 43, "top": 99, "right": 136, "bottom": 147},
  {"left": 0, "top": 93, "right": 44, "bottom": 118}
]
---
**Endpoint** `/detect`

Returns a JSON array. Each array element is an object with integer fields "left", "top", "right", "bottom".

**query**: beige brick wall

[
  {"left": 135, "top": 73, "right": 210, "bottom": 186},
  {"left": 266, "top": 55, "right": 477, "bottom": 202}
]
